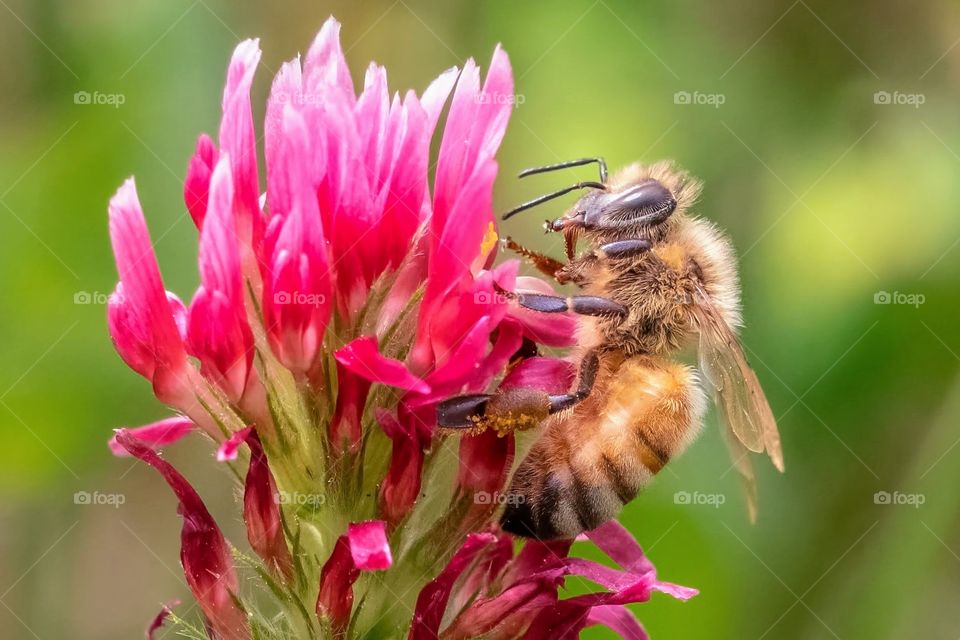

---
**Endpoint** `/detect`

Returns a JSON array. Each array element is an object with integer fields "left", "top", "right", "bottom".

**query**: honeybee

[{"left": 438, "top": 157, "right": 784, "bottom": 540}]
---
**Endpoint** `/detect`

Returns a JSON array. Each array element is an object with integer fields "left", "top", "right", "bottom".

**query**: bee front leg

[
  {"left": 504, "top": 237, "right": 568, "bottom": 282},
  {"left": 594, "top": 239, "right": 652, "bottom": 260}
]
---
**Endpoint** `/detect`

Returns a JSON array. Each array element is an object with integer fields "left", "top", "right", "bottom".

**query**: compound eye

[{"left": 612, "top": 180, "right": 676, "bottom": 221}]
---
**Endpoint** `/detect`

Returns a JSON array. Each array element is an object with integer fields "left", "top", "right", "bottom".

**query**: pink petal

[
  {"left": 216, "top": 427, "right": 252, "bottom": 462},
  {"left": 188, "top": 155, "right": 254, "bottom": 401},
  {"left": 265, "top": 59, "right": 303, "bottom": 219},
  {"left": 585, "top": 605, "right": 649, "bottom": 640},
  {"left": 419, "top": 67, "right": 458, "bottom": 132},
  {"left": 115, "top": 430, "right": 249, "bottom": 640},
  {"left": 335, "top": 336, "right": 430, "bottom": 394},
  {"left": 347, "top": 520, "right": 392, "bottom": 570},
  {"left": 183, "top": 134, "right": 218, "bottom": 228},
  {"left": 304, "top": 17, "right": 355, "bottom": 103},
  {"left": 412, "top": 50, "right": 515, "bottom": 371},
  {"left": 262, "top": 107, "right": 332, "bottom": 373},
  {"left": 107, "top": 179, "right": 189, "bottom": 404},
  {"left": 219, "top": 39, "right": 263, "bottom": 247},
  {"left": 652, "top": 581, "right": 699, "bottom": 601},
  {"left": 108, "top": 417, "right": 194, "bottom": 456}
]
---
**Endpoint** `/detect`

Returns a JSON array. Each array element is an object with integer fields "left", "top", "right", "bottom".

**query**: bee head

[
  {"left": 503, "top": 159, "right": 698, "bottom": 243},
  {"left": 554, "top": 178, "right": 677, "bottom": 233}
]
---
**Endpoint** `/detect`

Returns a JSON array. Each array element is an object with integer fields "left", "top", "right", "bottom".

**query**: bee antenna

[
  {"left": 518, "top": 157, "right": 608, "bottom": 183},
  {"left": 502, "top": 181, "right": 606, "bottom": 220}
]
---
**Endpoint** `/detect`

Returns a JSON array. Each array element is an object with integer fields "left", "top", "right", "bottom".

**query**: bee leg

[
  {"left": 546, "top": 348, "right": 601, "bottom": 413},
  {"left": 436, "top": 394, "right": 491, "bottom": 428},
  {"left": 595, "top": 239, "right": 652, "bottom": 260},
  {"left": 514, "top": 292, "right": 628, "bottom": 320},
  {"left": 504, "top": 237, "right": 567, "bottom": 281}
]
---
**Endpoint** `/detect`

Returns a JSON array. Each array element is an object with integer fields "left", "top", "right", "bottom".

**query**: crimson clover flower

[{"left": 108, "top": 17, "right": 695, "bottom": 639}]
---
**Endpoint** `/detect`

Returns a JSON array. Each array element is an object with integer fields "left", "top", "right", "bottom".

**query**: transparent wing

[{"left": 691, "top": 285, "right": 784, "bottom": 474}]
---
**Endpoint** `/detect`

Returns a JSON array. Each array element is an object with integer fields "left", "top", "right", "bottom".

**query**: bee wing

[
  {"left": 723, "top": 425, "right": 759, "bottom": 524},
  {"left": 691, "top": 285, "right": 785, "bottom": 473}
]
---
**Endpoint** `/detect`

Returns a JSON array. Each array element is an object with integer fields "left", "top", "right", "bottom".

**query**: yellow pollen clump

[{"left": 479, "top": 222, "right": 499, "bottom": 260}]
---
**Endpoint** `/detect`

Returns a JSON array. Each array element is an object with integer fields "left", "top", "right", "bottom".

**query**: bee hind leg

[{"left": 437, "top": 350, "right": 602, "bottom": 429}]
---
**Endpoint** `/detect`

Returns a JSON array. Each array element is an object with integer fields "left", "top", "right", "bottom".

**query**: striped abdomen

[{"left": 500, "top": 354, "right": 706, "bottom": 539}]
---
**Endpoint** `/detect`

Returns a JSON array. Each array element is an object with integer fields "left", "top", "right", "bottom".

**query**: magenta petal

[
  {"left": 115, "top": 431, "right": 249, "bottom": 640},
  {"left": 347, "top": 521, "right": 392, "bottom": 570},
  {"left": 262, "top": 106, "right": 332, "bottom": 373},
  {"left": 586, "top": 605, "right": 648, "bottom": 640},
  {"left": 188, "top": 155, "right": 254, "bottom": 402},
  {"left": 217, "top": 427, "right": 252, "bottom": 462},
  {"left": 146, "top": 599, "right": 181, "bottom": 640},
  {"left": 183, "top": 134, "right": 218, "bottom": 228},
  {"left": 409, "top": 533, "right": 498, "bottom": 640},
  {"left": 316, "top": 535, "right": 359, "bottom": 635},
  {"left": 107, "top": 179, "right": 190, "bottom": 404},
  {"left": 652, "top": 581, "right": 699, "bottom": 601},
  {"left": 108, "top": 417, "right": 194, "bottom": 456},
  {"left": 500, "top": 356, "right": 576, "bottom": 395},
  {"left": 585, "top": 520, "right": 655, "bottom": 577},
  {"left": 335, "top": 336, "right": 430, "bottom": 394},
  {"left": 243, "top": 430, "right": 293, "bottom": 580}
]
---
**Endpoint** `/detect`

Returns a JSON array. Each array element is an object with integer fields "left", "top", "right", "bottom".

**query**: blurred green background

[{"left": 1, "top": 0, "right": 959, "bottom": 637}]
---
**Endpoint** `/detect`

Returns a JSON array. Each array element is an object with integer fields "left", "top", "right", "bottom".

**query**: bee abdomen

[{"left": 501, "top": 458, "right": 647, "bottom": 540}]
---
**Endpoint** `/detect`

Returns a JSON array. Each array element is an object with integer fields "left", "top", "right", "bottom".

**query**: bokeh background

[{"left": 1, "top": 0, "right": 959, "bottom": 638}]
